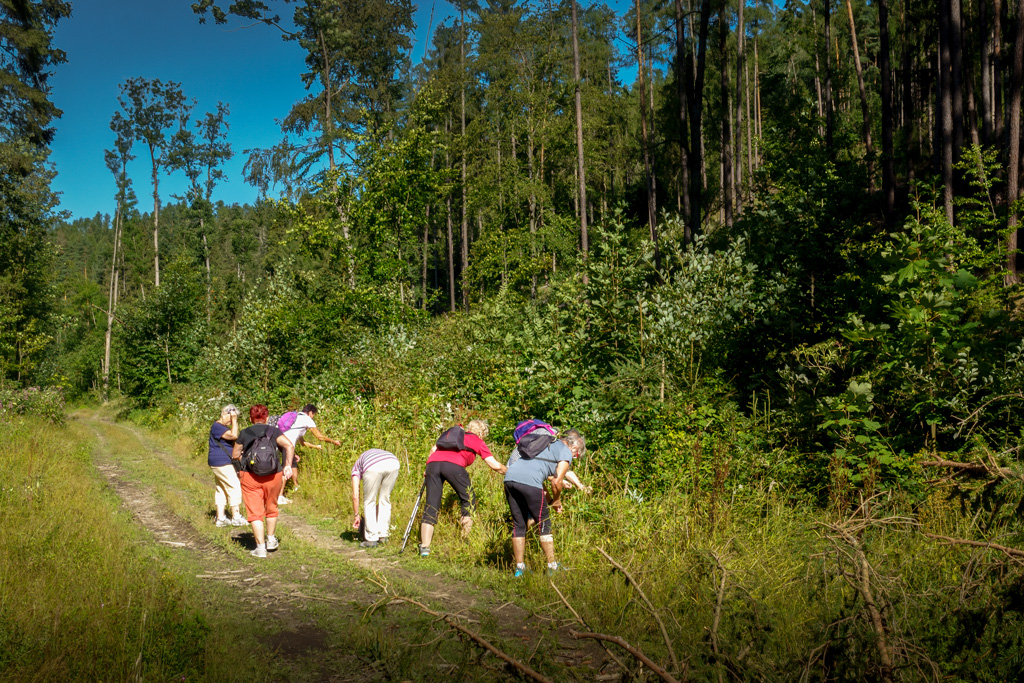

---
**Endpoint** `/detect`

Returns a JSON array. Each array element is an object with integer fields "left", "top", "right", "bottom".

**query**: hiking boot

[
  {"left": 266, "top": 535, "right": 279, "bottom": 551},
  {"left": 418, "top": 544, "right": 430, "bottom": 557},
  {"left": 379, "top": 536, "right": 389, "bottom": 545},
  {"left": 360, "top": 540, "right": 379, "bottom": 548},
  {"left": 513, "top": 566, "right": 528, "bottom": 578},
  {"left": 277, "top": 495, "right": 292, "bottom": 505},
  {"left": 230, "top": 517, "right": 248, "bottom": 527},
  {"left": 215, "top": 518, "right": 231, "bottom": 528},
  {"left": 250, "top": 546, "right": 267, "bottom": 558},
  {"left": 546, "top": 563, "right": 566, "bottom": 576}
]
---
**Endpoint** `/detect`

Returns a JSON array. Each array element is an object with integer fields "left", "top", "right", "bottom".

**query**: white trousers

[{"left": 362, "top": 465, "right": 400, "bottom": 542}]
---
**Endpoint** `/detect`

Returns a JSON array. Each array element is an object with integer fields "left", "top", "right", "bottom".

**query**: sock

[
  {"left": 547, "top": 561, "right": 559, "bottom": 569},
  {"left": 516, "top": 563, "right": 526, "bottom": 570},
  {"left": 256, "top": 543, "right": 266, "bottom": 550}
]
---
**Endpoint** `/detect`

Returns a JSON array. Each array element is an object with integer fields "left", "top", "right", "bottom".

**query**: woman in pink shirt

[{"left": 417, "top": 419, "right": 506, "bottom": 556}]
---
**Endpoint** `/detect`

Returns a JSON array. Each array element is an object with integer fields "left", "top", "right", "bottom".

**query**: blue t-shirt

[
  {"left": 503, "top": 440, "right": 572, "bottom": 489},
  {"left": 208, "top": 421, "right": 233, "bottom": 467}
]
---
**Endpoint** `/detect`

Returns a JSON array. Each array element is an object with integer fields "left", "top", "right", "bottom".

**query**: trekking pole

[{"left": 401, "top": 478, "right": 427, "bottom": 553}]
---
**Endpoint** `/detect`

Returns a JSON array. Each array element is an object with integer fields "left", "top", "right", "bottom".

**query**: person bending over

[
  {"left": 278, "top": 403, "right": 341, "bottom": 503},
  {"left": 418, "top": 419, "right": 506, "bottom": 556},
  {"left": 503, "top": 429, "right": 586, "bottom": 576},
  {"left": 351, "top": 448, "right": 401, "bottom": 548}
]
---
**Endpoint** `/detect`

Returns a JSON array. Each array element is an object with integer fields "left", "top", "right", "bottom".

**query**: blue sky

[{"left": 49, "top": 0, "right": 454, "bottom": 222}]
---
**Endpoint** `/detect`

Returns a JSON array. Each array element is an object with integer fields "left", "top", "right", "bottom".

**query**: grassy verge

[{"left": 0, "top": 415, "right": 277, "bottom": 681}]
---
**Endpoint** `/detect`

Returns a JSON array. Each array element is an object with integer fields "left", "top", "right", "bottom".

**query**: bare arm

[
  {"left": 308, "top": 426, "right": 341, "bottom": 446},
  {"left": 222, "top": 414, "right": 239, "bottom": 441},
  {"left": 351, "top": 476, "right": 361, "bottom": 528},
  {"left": 231, "top": 441, "right": 243, "bottom": 461},
  {"left": 276, "top": 434, "right": 295, "bottom": 470},
  {"left": 483, "top": 455, "right": 507, "bottom": 475},
  {"left": 564, "top": 470, "right": 591, "bottom": 493}
]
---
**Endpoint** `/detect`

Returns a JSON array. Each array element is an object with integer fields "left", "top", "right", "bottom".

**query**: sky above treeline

[{"left": 49, "top": 0, "right": 456, "bottom": 222}]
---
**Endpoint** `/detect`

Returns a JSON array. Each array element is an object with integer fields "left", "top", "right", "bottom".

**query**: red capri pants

[{"left": 240, "top": 471, "right": 284, "bottom": 522}]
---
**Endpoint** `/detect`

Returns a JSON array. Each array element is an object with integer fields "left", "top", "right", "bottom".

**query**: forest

[{"left": 4, "top": 0, "right": 1024, "bottom": 679}]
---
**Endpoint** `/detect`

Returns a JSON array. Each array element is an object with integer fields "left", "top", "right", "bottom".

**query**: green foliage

[{"left": 0, "top": 385, "right": 64, "bottom": 424}]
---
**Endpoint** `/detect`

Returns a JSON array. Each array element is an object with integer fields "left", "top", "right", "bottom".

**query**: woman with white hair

[
  {"left": 417, "top": 419, "right": 506, "bottom": 556},
  {"left": 209, "top": 404, "right": 246, "bottom": 526}
]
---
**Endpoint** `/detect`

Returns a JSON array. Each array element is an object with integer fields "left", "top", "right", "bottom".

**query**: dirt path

[{"left": 80, "top": 411, "right": 616, "bottom": 682}]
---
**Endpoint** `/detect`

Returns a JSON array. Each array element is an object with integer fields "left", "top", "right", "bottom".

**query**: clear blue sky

[{"left": 49, "top": 0, "right": 453, "bottom": 222}]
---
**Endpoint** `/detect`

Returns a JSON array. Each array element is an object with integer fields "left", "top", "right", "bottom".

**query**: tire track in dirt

[{"left": 83, "top": 413, "right": 615, "bottom": 680}]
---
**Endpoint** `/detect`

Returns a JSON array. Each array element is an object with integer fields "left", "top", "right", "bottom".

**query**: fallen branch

[
  {"left": 569, "top": 630, "right": 680, "bottom": 683},
  {"left": 924, "top": 533, "right": 1024, "bottom": 561},
  {"left": 598, "top": 546, "right": 681, "bottom": 674},
  {"left": 387, "top": 596, "right": 553, "bottom": 683},
  {"left": 549, "top": 579, "right": 631, "bottom": 675},
  {"left": 918, "top": 458, "right": 1020, "bottom": 481}
]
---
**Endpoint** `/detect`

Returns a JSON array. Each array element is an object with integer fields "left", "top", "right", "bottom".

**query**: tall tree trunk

[
  {"left": 1006, "top": 0, "right": 1024, "bottom": 284},
  {"left": 735, "top": 0, "right": 745, "bottom": 210},
  {"left": 318, "top": 29, "right": 336, "bottom": 170},
  {"left": 150, "top": 145, "right": 160, "bottom": 288},
  {"left": 879, "top": 0, "right": 896, "bottom": 222},
  {"left": 950, "top": 0, "right": 965, "bottom": 156},
  {"left": 422, "top": 203, "right": 430, "bottom": 310},
  {"left": 814, "top": 5, "right": 825, "bottom": 135},
  {"left": 996, "top": 0, "right": 1005, "bottom": 146},
  {"left": 571, "top": 0, "right": 589, "bottom": 279},
  {"left": 636, "top": 0, "right": 660, "bottom": 258},
  {"left": 746, "top": 58, "right": 754, "bottom": 183},
  {"left": 982, "top": 0, "right": 994, "bottom": 145},
  {"left": 460, "top": 6, "right": 469, "bottom": 312},
  {"left": 902, "top": 0, "right": 917, "bottom": 183},
  {"left": 103, "top": 201, "right": 123, "bottom": 399},
  {"left": 824, "top": 0, "right": 835, "bottom": 152},
  {"left": 675, "top": 0, "right": 692, "bottom": 238},
  {"left": 446, "top": 117, "right": 456, "bottom": 313},
  {"left": 719, "top": 0, "right": 734, "bottom": 227},
  {"left": 528, "top": 121, "right": 538, "bottom": 299},
  {"left": 689, "top": 0, "right": 713, "bottom": 239},
  {"left": 846, "top": 0, "right": 875, "bottom": 185},
  {"left": 939, "top": 0, "right": 956, "bottom": 224}
]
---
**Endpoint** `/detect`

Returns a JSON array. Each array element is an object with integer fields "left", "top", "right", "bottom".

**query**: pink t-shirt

[{"left": 426, "top": 432, "right": 492, "bottom": 468}]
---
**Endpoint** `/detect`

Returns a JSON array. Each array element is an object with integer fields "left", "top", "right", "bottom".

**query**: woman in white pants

[{"left": 351, "top": 449, "right": 401, "bottom": 548}]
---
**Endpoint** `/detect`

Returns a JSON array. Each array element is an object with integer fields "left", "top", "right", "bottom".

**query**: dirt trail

[{"left": 81, "top": 412, "right": 614, "bottom": 681}]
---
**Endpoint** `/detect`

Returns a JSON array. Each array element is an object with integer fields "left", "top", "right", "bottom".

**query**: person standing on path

[
  {"left": 350, "top": 448, "right": 401, "bottom": 548},
  {"left": 278, "top": 404, "right": 341, "bottom": 504},
  {"left": 418, "top": 419, "right": 506, "bottom": 556},
  {"left": 233, "top": 404, "right": 294, "bottom": 558},
  {"left": 209, "top": 404, "right": 247, "bottom": 527},
  {"left": 503, "top": 429, "right": 586, "bottom": 576}
]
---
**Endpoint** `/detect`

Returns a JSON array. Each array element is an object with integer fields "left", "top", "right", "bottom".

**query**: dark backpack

[
  {"left": 245, "top": 427, "right": 280, "bottom": 476},
  {"left": 514, "top": 419, "right": 558, "bottom": 459},
  {"left": 435, "top": 425, "right": 468, "bottom": 452}
]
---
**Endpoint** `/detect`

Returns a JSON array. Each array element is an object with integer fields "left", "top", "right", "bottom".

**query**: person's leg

[
  {"left": 441, "top": 463, "right": 475, "bottom": 538},
  {"left": 535, "top": 488, "right": 558, "bottom": 567},
  {"left": 251, "top": 519, "right": 265, "bottom": 545},
  {"left": 213, "top": 465, "right": 233, "bottom": 520},
  {"left": 224, "top": 466, "right": 244, "bottom": 522},
  {"left": 505, "top": 482, "right": 530, "bottom": 570},
  {"left": 376, "top": 467, "right": 399, "bottom": 540},
  {"left": 362, "top": 469, "right": 384, "bottom": 542},
  {"left": 265, "top": 473, "right": 283, "bottom": 547},
  {"left": 512, "top": 536, "right": 527, "bottom": 564},
  {"left": 214, "top": 484, "right": 227, "bottom": 520},
  {"left": 419, "top": 463, "right": 444, "bottom": 551}
]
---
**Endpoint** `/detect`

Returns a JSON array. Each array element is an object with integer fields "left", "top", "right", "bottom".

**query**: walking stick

[{"left": 401, "top": 478, "right": 427, "bottom": 553}]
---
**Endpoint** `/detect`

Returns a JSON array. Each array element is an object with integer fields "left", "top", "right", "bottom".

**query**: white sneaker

[
  {"left": 215, "top": 518, "right": 230, "bottom": 528},
  {"left": 230, "top": 517, "right": 247, "bottom": 526},
  {"left": 266, "top": 535, "right": 279, "bottom": 551},
  {"left": 250, "top": 545, "right": 267, "bottom": 558},
  {"left": 277, "top": 495, "right": 291, "bottom": 505}
]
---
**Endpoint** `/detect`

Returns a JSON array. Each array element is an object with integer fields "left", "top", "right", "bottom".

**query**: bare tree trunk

[
  {"left": 422, "top": 203, "right": 430, "bottom": 310},
  {"left": 719, "top": 0, "right": 734, "bottom": 227},
  {"left": 746, "top": 58, "right": 754, "bottom": 186},
  {"left": 950, "top": 0, "right": 965, "bottom": 156},
  {"left": 460, "top": 6, "right": 469, "bottom": 312},
  {"left": 879, "top": 0, "right": 896, "bottom": 222},
  {"left": 150, "top": 145, "right": 160, "bottom": 288},
  {"left": 103, "top": 203, "right": 123, "bottom": 398},
  {"left": 996, "top": 0, "right": 1005, "bottom": 145},
  {"left": 814, "top": 5, "right": 825, "bottom": 134},
  {"left": 571, "top": 0, "right": 589, "bottom": 280},
  {"left": 446, "top": 118, "right": 456, "bottom": 313},
  {"left": 846, "top": 0, "right": 875, "bottom": 186},
  {"left": 636, "top": 0, "right": 660, "bottom": 258},
  {"left": 939, "top": 0, "right": 956, "bottom": 224},
  {"left": 902, "top": 0, "right": 917, "bottom": 183},
  {"left": 1006, "top": 0, "right": 1024, "bottom": 284},
  {"left": 824, "top": 0, "right": 835, "bottom": 152},
  {"left": 982, "top": 0, "right": 994, "bottom": 145},
  {"left": 689, "top": 0, "right": 713, "bottom": 239},
  {"left": 318, "top": 29, "right": 337, "bottom": 170},
  {"left": 735, "top": 0, "right": 746, "bottom": 210},
  {"left": 675, "top": 0, "right": 692, "bottom": 238}
]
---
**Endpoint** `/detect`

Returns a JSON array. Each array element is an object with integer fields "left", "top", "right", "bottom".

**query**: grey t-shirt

[{"left": 504, "top": 440, "right": 572, "bottom": 489}]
